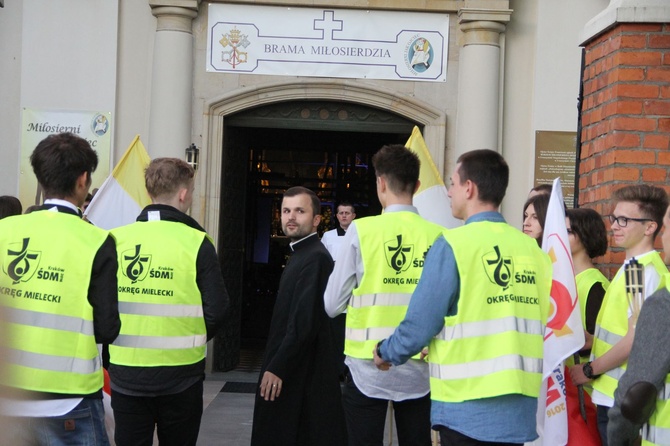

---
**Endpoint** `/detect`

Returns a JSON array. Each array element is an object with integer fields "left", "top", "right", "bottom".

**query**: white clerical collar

[{"left": 289, "top": 232, "right": 318, "bottom": 250}]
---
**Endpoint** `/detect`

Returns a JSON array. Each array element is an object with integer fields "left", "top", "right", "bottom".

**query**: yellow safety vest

[
  {"left": 565, "top": 268, "right": 610, "bottom": 368},
  {"left": 344, "top": 212, "right": 445, "bottom": 359},
  {"left": 0, "top": 211, "right": 107, "bottom": 394},
  {"left": 110, "top": 220, "right": 208, "bottom": 367},
  {"left": 592, "top": 251, "right": 667, "bottom": 399},
  {"left": 429, "top": 221, "right": 552, "bottom": 403}
]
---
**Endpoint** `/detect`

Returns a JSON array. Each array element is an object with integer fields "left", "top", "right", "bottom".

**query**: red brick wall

[{"left": 580, "top": 23, "right": 670, "bottom": 277}]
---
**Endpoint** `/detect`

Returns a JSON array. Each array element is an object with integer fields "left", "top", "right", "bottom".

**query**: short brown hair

[
  {"left": 456, "top": 149, "right": 509, "bottom": 207},
  {"left": 283, "top": 186, "right": 321, "bottom": 216},
  {"left": 145, "top": 158, "right": 195, "bottom": 199},
  {"left": 612, "top": 185, "right": 668, "bottom": 238},
  {"left": 30, "top": 133, "right": 98, "bottom": 198},
  {"left": 371, "top": 144, "right": 420, "bottom": 196}
]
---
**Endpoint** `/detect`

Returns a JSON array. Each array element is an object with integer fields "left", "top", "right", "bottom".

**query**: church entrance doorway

[{"left": 212, "top": 100, "right": 419, "bottom": 371}]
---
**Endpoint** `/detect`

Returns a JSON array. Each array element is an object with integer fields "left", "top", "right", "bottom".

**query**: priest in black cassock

[{"left": 251, "top": 186, "right": 347, "bottom": 446}]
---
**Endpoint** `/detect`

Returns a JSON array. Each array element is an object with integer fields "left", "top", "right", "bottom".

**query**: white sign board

[
  {"left": 207, "top": 4, "right": 449, "bottom": 82},
  {"left": 19, "top": 108, "right": 112, "bottom": 209}
]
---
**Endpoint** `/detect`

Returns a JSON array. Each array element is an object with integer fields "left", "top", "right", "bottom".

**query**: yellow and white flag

[
  {"left": 406, "top": 126, "right": 460, "bottom": 228},
  {"left": 84, "top": 135, "right": 151, "bottom": 230}
]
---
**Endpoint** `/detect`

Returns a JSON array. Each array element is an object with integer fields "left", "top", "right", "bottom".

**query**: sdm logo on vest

[
  {"left": 384, "top": 234, "right": 415, "bottom": 275},
  {"left": 121, "top": 244, "right": 152, "bottom": 284},
  {"left": 3, "top": 238, "right": 41, "bottom": 285},
  {"left": 482, "top": 245, "right": 514, "bottom": 290}
]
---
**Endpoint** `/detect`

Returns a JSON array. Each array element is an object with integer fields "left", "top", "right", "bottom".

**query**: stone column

[
  {"left": 455, "top": 8, "right": 512, "bottom": 157},
  {"left": 148, "top": 1, "right": 199, "bottom": 158}
]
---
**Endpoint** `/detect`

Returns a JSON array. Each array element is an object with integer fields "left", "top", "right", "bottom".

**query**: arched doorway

[{"left": 203, "top": 83, "right": 446, "bottom": 371}]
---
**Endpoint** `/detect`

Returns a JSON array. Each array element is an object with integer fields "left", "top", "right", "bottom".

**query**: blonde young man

[
  {"left": 569, "top": 185, "right": 669, "bottom": 446},
  {"left": 109, "top": 158, "right": 229, "bottom": 446}
]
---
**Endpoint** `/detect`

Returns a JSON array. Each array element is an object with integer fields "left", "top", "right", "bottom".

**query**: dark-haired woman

[
  {"left": 522, "top": 193, "right": 550, "bottom": 246},
  {"left": 566, "top": 207, "right": 609, "bottom": 359}
]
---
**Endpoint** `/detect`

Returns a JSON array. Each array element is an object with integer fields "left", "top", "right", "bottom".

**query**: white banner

[
  {"left": 207, "top": 4, "right": 449, "bottom": 82},
  {"left": 537, "top": 178, "right": 584, "bottom": 446},
  {"left": 20, "top": 108, "right": 112, "bottom": 209}
]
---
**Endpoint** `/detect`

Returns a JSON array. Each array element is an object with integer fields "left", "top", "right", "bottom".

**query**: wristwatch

[
  {"left": 375, "top": 341, "right": 384, "bottom": 360},
  {"left": 583, "top": 361, "right": 601, "bottom": 380}
]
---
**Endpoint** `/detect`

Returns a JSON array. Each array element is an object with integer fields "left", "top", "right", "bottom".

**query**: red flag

[{"left": 564, "top": 366, "right": 601, "bottom": 446}]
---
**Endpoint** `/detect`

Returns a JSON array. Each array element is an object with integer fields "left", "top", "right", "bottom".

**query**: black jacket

[{"left": 109, "top": 204, "right": 230, "bottom": 395}]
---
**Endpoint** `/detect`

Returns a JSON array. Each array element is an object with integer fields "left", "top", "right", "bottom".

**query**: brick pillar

[{"left": 579, "top": 22, "right": 670, "bottom": 276}]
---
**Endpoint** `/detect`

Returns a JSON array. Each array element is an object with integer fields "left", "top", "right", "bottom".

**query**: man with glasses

[{"left": 569, "top": 184, "right": 669, "bottom": 446}]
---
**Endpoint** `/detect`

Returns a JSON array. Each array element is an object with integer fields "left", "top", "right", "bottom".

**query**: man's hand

[
  {"left": 259, "top": 371, "right": 283, "bottom": 401},
  {"left": 569, "top": 363, "right": 591, "bottom": 386},
  {"left": 373, "top": 342, "right": 391, "bottom": 371}
]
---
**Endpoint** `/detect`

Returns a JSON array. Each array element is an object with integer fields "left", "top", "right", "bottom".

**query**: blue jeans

[{"left": 2, "top": 398, "right": 110, "bottom": 446}]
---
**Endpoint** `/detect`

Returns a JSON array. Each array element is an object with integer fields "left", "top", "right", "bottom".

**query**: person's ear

[
  {"left": 377, "top": 176, "right": 386, "bottom": 193},
  {"left": 76, "top": 172, "right": 89, "bottom": 190},
  {"left": 464, "top": 179, "right": 475, "bottom": 199},
  {"left": 313, "top": 213, "right": 322, "bottom": 228},
  {"left": 178, "top": 187, "right": 188, "bottom": 203},
  {"left": 413, "top": 180, "right": 421, "bottom": 195},
  {"left": 645, "top": 221, "right": 658, "bottom": 237}
]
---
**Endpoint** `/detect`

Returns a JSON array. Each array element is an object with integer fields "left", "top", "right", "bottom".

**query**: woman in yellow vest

[{"left": 566, "top": 207, "right": 609, "bottom": 362}]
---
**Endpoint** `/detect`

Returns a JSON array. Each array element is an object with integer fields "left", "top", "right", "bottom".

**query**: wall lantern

[{"left": 185, "top": 143, "right": 199, "bottom": 170}]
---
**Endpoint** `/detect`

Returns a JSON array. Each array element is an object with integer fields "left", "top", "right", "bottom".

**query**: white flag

[{"left": 536, "top": 178, "right": 584, "bottom": 446}]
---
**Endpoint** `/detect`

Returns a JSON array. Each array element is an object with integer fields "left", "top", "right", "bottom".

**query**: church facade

[{"left": 1, "top": 0, "right": 668, "bottom": 369}]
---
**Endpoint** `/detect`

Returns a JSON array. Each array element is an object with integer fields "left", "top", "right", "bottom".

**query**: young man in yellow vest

[
  {"left": 324, "top": 144, "right": 446, "bottom": 445},
  {"left": 0, "top": 132, "right": 121, "bottom": 445},
  {"left": 608, "top": 201, "right": 670, "bottom": 445},
  {"left": 374, "top": 149, "right": 552, "bottom": 445},
  {"left": 569, "top": 185, "right": 668, "bottom": 446},
  {"left": 108, "top": 158, "right": 230, "bottom": 446}
]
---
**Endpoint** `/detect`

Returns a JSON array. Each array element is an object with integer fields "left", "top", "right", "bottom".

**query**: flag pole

[{"left": 572, "top": 352, "right": 588, "bottom": 423}]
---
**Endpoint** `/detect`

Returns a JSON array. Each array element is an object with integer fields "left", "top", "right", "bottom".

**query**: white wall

[
  {"left": 0, "top": 1, "right": 24, "bottom": 195},
  {"left": 533, "top": 0, "right": 610, "bottom": 132},
  {"left": 0, "top": 0, "right": 119, "bottom": 196},
  {"left": 114, "top": 0, "right": 155, "bottom": 155},
  {"left": 502, "top": 0, "right": 608, "bottom": 227}
]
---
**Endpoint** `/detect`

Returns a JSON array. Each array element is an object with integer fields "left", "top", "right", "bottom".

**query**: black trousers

[
  {"left": 342, "top": 376, "right": 431, "bottom": 446},
  {"left": 596, "top": 405, "right": 610, "bottom": 446},
  {"left": 437, "top": 426, "right": 522, "bottom": 446},
  {"left": 111, "top": 380, "right": 203, "bottom": 446}
]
